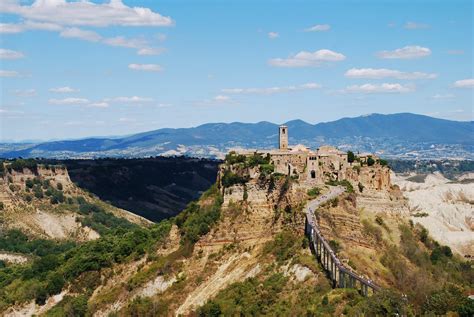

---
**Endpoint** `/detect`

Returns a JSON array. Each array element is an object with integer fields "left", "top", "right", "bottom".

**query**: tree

[
  {"left": 347, "top": 151, "right": 355, "bottom": 163},
  {"left": 367, "top": 157, "right": 375, "bottom": 166}
]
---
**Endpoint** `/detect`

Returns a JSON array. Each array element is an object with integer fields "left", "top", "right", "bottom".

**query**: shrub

[
  {"left": 347, "top": 151, "right": 355, "bottom": 163},
  {"left": 0, "top": 202, "right": 4, "bottom": 210},
  {"left": 56, "top": 183, "right": 63, "bottom": 191},
  {"left": 9, "top": 184, "right": 16, "bottom": 192},
  {"left": 25, "top": 179, "right": 34, "bottom": 189},
  {"left": 423, "top": 284, "right": 473, "bottom": 316},
  {"left": 175, "top": 189, "right": 222, "bottom": 244},
  {"left": 221, "top": 170, "right": 248, "bottom": 188},
  {"left": 362, "top": 219, "right": 383, "bottom": 244},
  {"left": 307, "top": 187, "right": 321, "bottom": 197},
  {"left": 264, "top": 231, "right": 301, "bottom": 263},
  {"left": 33, "top": 186, "right": 44, "bottom": 199},
  {"left": 367, "top": 157, "right": 375, "bottom": 166},
  {"left": 328, "top": 239, "right": 341, "bottom": 254},
  {"left": 259, "top": 163, "right": 274, "bottom": 176},
  {"left": 9, "top": 159, "right": 37, "bottom": 173},
  {"left": 225, "top": 151, "right": 246, "bottom": 165},
  {"left": 378, "top": 159, "right": 388, "bottom": 166}
]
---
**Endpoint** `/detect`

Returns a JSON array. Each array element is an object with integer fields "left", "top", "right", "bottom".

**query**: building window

[{"left": 311, "top": 170, "right": 316, "bottom": 178}]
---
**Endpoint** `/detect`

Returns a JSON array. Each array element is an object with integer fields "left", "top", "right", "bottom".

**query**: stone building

[{"left": 235, "top": 125, "right": 390, "bottom": 190}]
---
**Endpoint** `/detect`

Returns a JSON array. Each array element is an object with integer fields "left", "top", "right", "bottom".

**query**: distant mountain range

[{"left": 1, "top": 113, "right": 472, "bottom": 160}]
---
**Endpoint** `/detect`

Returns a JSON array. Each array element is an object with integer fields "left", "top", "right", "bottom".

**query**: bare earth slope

[{"left": 393, "top": 172, "right": 474, "bottom": 256}]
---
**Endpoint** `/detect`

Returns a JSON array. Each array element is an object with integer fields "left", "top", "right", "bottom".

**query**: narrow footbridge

[{"left": 304, "top": 186, "right": 381, "bottom": 296}]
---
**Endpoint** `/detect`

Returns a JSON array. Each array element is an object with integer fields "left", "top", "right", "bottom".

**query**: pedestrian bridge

[{"left": 304, "top": 186, "right": 380, "bottom": 296}]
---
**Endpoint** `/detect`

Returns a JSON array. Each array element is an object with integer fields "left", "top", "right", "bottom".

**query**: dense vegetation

[
  {"left": 40, "top": 157, "right": 220, "bottom": 222},
  {"left": 388, "top": 159, "right": 474, "bottom": 179},
  {"left": 0, "top": 201, "right": 173, "bottom": 312}
]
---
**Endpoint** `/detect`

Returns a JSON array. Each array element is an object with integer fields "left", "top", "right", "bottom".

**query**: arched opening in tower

[{"left": 311, "top": 170, "right": 316, "bottom": 179}]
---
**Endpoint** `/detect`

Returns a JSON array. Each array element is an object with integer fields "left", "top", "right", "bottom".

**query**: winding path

[{"left": 304, "top": 186, "right": 381, "bottom": 296}]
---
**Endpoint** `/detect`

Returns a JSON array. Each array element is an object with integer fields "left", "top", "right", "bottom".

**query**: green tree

[
  {"left": 367, "top": 157, "right": 375, "bottom": 166},
  {"left": 347, "top": 151, "right": 355, "bottom": 163}
]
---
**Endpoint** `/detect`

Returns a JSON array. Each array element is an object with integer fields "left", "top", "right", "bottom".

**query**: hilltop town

[{"left": 227, "top": 125, "right": 391, "bottom": 191}]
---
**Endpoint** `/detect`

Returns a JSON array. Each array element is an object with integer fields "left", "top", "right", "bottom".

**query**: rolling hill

[{"left": 1, "top": 113, "right": 472, "bottom": 159}]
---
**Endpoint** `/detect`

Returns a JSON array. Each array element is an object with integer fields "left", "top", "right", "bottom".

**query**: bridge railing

[{"left": 305, "top": 201, "right": 381, "bottom": 296}]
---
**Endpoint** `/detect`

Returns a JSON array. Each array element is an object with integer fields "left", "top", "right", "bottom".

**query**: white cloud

[
  {"left": 60, "top": 27, "right": 102, "bottom": 42},
  {"left": 269, "top": 49, "right": 345, "bottom": 67},
  {"left": 137, "top": 47, "right": 165, "bottom": 56},
  {"left": 0, "top": 0, "right": 174, "bottom": 28},
  {"left": 345, "top": 68, "right": 437, "bottom": 80},
  {"left": 222, "top": 82, "right": 321, "bottom": 95},
  {"left": 128, "top": 63, "right": 163, "bottom": 72},
  {"left": 49, "top": 86, "right": 79, "bottom": 93},
  {"left": 0, "top": 23, "right": 23, "bottom": 33},
  {"left": 0, "top": 70, "right": 20, "bottom": 77},
  {"left": 376, "top": 45, "right": 431, "bottom": 59},
  {"left": 432, "top": 94, "right": 455, "bottom": 99},
  {"left": 106, "top": 96, "right": 154, "bottom": 103},
  {"left": 0, "top": 48, "right": 24, "bottom": 60},
  {"left": 213, "top": 95, "right": 231, "bottom": 102},
  {"left": 404, "top": 22, "right": 430, "bottom": 29},
  {"left": 304, "top": 24, "right": 330, "bottom": 32},
  {"left": 268, "top": 32, "right": 279, "bottom": 39},
  {"left": 345, "top": 83, "right": 415, "bottom": 94},
  {"left": 103, "top": 36, "right": 147, "bottom": 48},
  {"left": 453, "top": 79, "right": 474, "bottom": 88},
  {"left": 13, "top": 89, "right": 36, "bottom": 97},
  {"left": 88, "top": 102, "right": 109, "bottom": 108},
  {"left": 49, "top": 97, "right": 90, "bottom": 105}
]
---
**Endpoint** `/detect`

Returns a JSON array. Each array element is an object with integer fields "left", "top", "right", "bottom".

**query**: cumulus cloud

[
  {"left": 0, "top": 48, "right": 24, "bottom": 59},
  {"left": 88, "top": 102, "right": 109, "bottom": 108},
  {"left": 453, "top": 79, "right": 474, "bottom": 88},
  {"left": 304, "top": 24, "right": 330, "bottom": 32},
  {"left": 269, "top": 49, "right": 345, "bottom": 67},
  {"left": 0, "top": 70, "right": 20, "bottom": 77},
  {"left": 0, "top": 0, "right": 174, "bottom": 28},
  {"left": 13, "top": 89, "right": 36, "bottom": 97},
  {"left": 268, "top": 32, "right": 279, "bottom": 39},
  {"left": 0, "top": 23, "right": 24, "bottom": 33},
  {"left": 49, "top": 86, "right": 79, "bottom": 93},
  {"left": 137, "top": 47, "right": 165, "bottom": 56},
  {"left": 49, "top": 97, "right": 90, "bottom": 105},
  {"left": 376, "top": 45, "right": 431, "bottom": 59},
  {"left": 105, "top": 96, "right": 154, "bottom": 103},
  {"left": 128, "top": 63, "right": 163, "bottom": 72},
  {"left": 222, "top": 82, "right": 321, "bottom": 95},
  {"left": 404, "top": 22, "right": 430, "bottom": 29},
  {"left": 59, "top": 27, "right": 102, "bottom": 42},
  {"left": 345, "top": 83, "right": 415, "bottom": 94},
  {"left": 345, "top": 68, "right": 437, "bottom": 80}
]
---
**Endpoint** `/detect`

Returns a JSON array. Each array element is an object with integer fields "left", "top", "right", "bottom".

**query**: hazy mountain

[{"left": 1, "top": 113, "right": 472, "bottom": 159}]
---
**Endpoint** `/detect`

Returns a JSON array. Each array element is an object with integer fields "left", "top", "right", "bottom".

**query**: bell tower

[{"left": 279, "top": 125, "right": 288, "bottom": 150}]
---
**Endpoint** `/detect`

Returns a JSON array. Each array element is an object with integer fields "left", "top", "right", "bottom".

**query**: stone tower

[{"left": 279, "top": 125, "right": 288, "bottom": 150}]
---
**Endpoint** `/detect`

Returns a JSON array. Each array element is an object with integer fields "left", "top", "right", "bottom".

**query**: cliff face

[
  {"left": 0, "top": 163, "right": 149, "bottom": 241},
  {"left": 346, "top": 165, "right": 392, "bottom": 191}
]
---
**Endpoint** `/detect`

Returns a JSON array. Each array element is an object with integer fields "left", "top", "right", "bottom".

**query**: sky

[{"left": 0, "top": 0, "right": 473, "bottom": 141}]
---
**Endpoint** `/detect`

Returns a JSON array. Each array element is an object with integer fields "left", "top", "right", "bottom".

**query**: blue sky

[{"left": 0, "top": 0, "right": 472, "bottom": 141}]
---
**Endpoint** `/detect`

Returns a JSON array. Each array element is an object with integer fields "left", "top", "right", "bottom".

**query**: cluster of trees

[
  {"left": 7, "top": 159, "right": 38, "bottom": 173},
  {"left": 175, "top": 185, "right": 223, "bottom": 244},
  {"left": 221, "top": 170, "right": 249, "bottom": 188},
  {"left": 380, "top": 223, "right": 473, "bottom": 315},
  {"left": 0, "top": 219, "right": 172, "bottom": 310}
]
